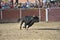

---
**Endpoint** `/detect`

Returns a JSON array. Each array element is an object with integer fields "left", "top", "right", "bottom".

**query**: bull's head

[{"left": 32, "top": 16, "right": 39, "bottom": 22}]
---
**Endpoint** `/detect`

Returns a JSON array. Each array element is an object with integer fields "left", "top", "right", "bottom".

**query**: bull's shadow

[{"left": 29, "top": 28, "right": 60, "bottom": 30}]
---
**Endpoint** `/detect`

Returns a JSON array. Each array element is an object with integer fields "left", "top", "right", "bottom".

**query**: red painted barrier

[
  {"left": 0, "top": 8, "right": 46, "bottom": 22},
  {"left": 21, "top": 9, "right": 39, "bottom": 17},
  {"left": 1, "top": 8, "right": 60, "bottom": 22},
  {"left": 48, "top": 8, "right": 60, "bottom": 21},
  {"left": 40, "top": 8, "right": 46, "bottom": 21},
  {"left": 0, "top": 9, "right": 20, "bottom": 22}
]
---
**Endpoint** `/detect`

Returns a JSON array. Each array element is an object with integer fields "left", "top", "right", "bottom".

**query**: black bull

[{"left": 20, "top": 16, "right": 39, "bottom": 30}]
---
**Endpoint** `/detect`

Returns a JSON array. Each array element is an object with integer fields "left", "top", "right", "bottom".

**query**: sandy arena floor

[{"left": 0, "top": 22, "right": 60, "bottom": 40}]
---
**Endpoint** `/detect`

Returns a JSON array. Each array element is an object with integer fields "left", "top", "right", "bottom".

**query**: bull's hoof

[
  {"left": 20, "top": 26, "right": 22, "bottom": 30},
  {"left": 26, "top": 25, "right": 29, "bottom": 30}
]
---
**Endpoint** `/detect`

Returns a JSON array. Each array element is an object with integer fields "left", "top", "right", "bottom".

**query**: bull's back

[{"left": 23, "top": 16, "right": 33, "bottom": 22}]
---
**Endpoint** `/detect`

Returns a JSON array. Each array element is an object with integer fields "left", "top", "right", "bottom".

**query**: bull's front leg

[
  {"left": 20, "top": 21, "right": 26, "bottom": 30},
  {"left": 20, "top": 20, "right": 23, "bottom": 30},
  {"left": 25, "top": 25, "right": 29, "bottom": 30},
  {"left": 20, "top": 22, "right": 22, "bottom": 30}
]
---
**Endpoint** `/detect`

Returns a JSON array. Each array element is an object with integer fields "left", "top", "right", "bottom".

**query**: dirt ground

[{"left": 0, "top": 22, "right": 60, "bottom": 40}]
